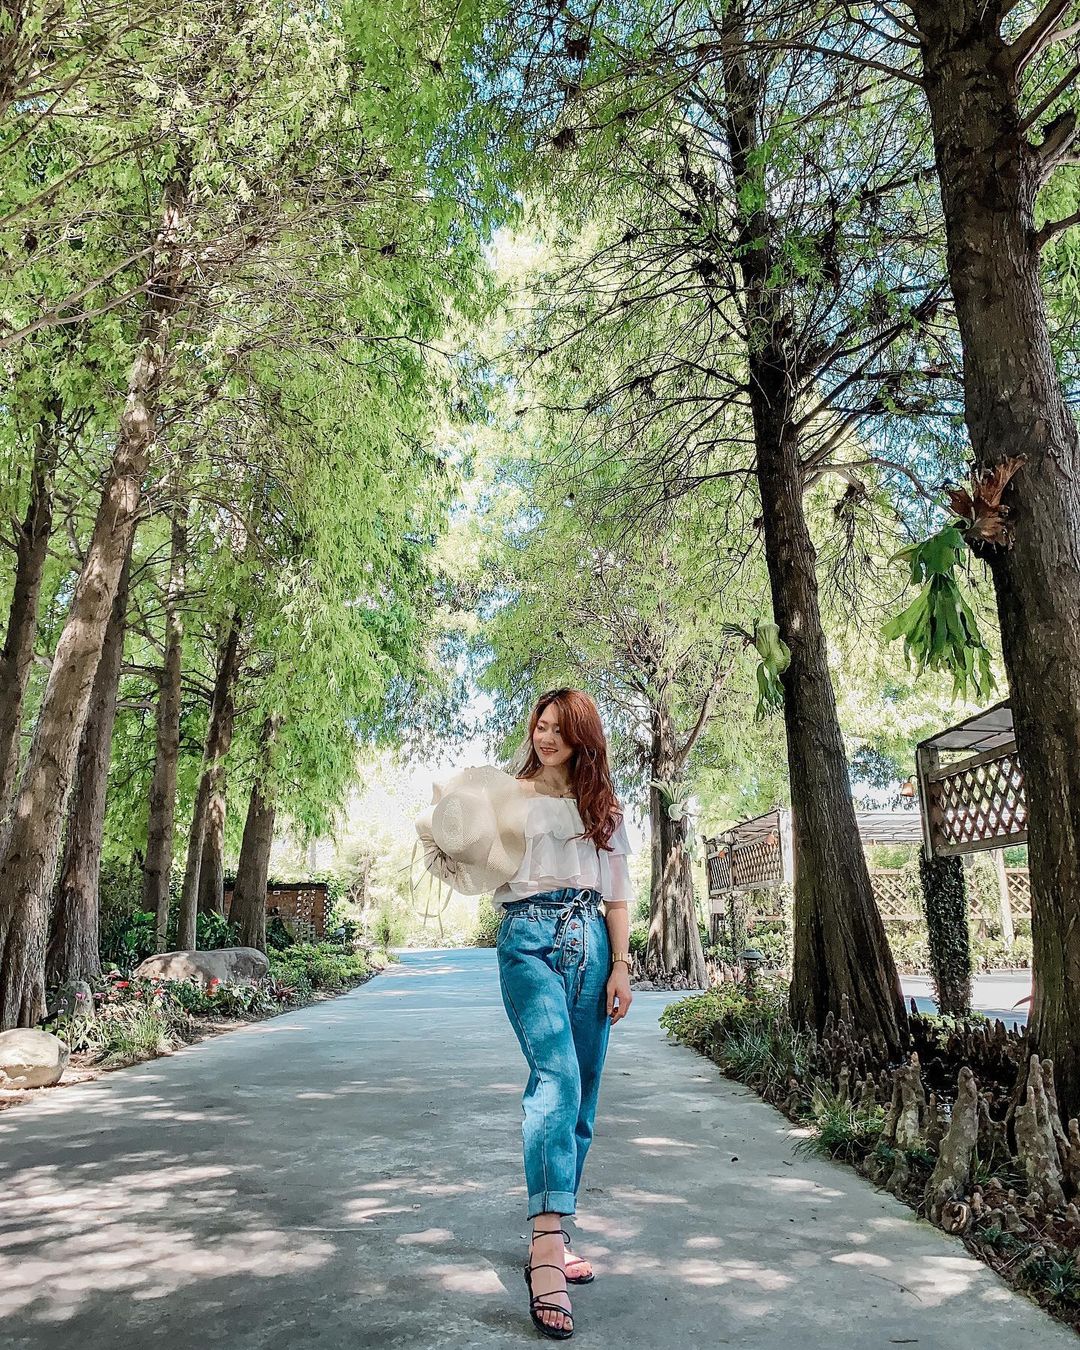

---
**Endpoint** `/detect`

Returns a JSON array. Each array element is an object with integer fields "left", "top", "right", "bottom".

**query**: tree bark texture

[
  {"left": 910, "top": 3, "right": 1080, "bottom": 1112},
  {"left": 0, "top": 180, "right": 186, "bottom": 1026},
  {"left": 644, "top": 705, "right": 708, "bottom": 986},
  {"left": 178, "top": 615, "right": 241, "bottom": 949},
  {"left": 0, "top": 410, "right": 58, "bottom": 815},
  {"left": 198, "top": 782, "right": 227, "bottom": 916},
  {"left": 45, "top": 548, "right": 132, "bottom": 987},
  {"left": 230, "top": 726, "right": 277, "bottom": 954},
  {"left": 720, "top": 12, "right": 906, "bottom": 1053},
  {"left": 141, "top": 500, "right": 187, "bottom": 949}
]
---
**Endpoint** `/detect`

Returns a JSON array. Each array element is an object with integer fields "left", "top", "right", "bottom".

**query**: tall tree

[
  {"left": 495, "top": 0, "right": 957, "bottom": 1048},
  {"left": 45, "top": 547, "right": 132, "bottom": 986},
  {"left": 0, "top": 401, "right": 60, "bottom": 812},
  {"left": 892, "top": 0, "right": 1080, "bottom": 1112}
]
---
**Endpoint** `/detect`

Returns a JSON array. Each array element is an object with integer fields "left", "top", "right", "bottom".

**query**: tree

[
  {"left": 493, "top": 0, "right": 962, "bottom": 1049},
  {"left": 475, "top": 431, "right": 754, "bottom": 983},
  {"left": 893, "top": 0, "right": 1080, "bottom": 1114}
]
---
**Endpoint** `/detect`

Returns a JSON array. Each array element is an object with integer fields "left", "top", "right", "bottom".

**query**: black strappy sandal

[{"left": 524, "top": 1226, "right": 575, "bottom": 1339}]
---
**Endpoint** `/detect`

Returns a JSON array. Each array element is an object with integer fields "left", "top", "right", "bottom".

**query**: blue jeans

[{"left": 496, "top": 887, "right": 612, "bottom": 1219}]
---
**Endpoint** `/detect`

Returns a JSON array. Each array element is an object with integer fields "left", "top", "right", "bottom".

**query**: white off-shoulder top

[{"left": 493, "top": 794, "right": 633, "bottom": 908}]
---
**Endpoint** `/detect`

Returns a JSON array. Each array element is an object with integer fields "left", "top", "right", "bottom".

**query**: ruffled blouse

[{"left": 493, "top": 795, "right": 633, "bottom": 907}]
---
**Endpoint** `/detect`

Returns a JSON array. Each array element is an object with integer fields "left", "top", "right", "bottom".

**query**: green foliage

[
  {"left": 882, "top": 527, "right": 994, "bottom": 700},
  {"left": 919, "top": 853, "right": 974, "bottom": 1016},
  {"left": 797, "top": 1086, "right": 884, "bottom": 1163},
  {"left": 268, "top": 943, "right": 372, "bottom": 995},
  {"left": 470, "top": 898, "right": 504, "bottom": 948}
]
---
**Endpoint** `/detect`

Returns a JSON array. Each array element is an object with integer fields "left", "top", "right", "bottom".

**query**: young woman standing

[{"left": 494, "top": 687, "right": 633, "bottom": 1339}]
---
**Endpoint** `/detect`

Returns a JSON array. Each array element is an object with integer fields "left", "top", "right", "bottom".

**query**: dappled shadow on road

[{"left": 0, "top": 949, "right": 1065, "bottom": 1349}]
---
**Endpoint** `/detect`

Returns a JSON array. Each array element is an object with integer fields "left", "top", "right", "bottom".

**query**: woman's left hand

[{"left": 606, "top": 966, "right": 633, "bottom": 1024}]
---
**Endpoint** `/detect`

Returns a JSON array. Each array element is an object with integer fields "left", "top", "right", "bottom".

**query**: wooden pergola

[
  {"left": 704, "top": 806, "right": 924, "bottom": 899},
  {"left": 914, "top": 700, "right": 1028, "bottom": 858}
]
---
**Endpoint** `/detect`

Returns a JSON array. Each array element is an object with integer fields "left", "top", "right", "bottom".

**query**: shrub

[
  {"left": 370, "top": 904, "right": 408, "bottom": 949},
  {"left": 628, "top": 918, "right": 649, "bottom": 958},
  {"left": 470, "top": 898, "right": 503, "bottom": 947}
]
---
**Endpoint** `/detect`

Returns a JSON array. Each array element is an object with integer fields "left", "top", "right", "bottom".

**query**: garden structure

[
  {"left": 704, "top": 806, "right": 924, "bottom": 930},
  {"left": 914, "top": 700, "right": 1027, "bottom": 858},
  {"left": 223, "top": 881, "right": 330, "bottom": 943}
]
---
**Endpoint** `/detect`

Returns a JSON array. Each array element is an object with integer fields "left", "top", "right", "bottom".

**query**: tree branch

[
  {"left": 1006, "top": 0, "right": 1074, "bottom": 79},
  {"left": 1035, "top": 108, "right": 1079, "bottom": 182},
  {"left": 1035, "top": 205, "right": 1080, "bottom": 246}
]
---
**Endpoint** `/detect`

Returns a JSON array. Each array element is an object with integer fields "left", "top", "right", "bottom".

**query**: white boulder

[
  {"left": 0, "top": 1028, "right": 70, "bottom": 1088},
  {"left": 133, "top": 947, "right": 269, "bottom": 987}
]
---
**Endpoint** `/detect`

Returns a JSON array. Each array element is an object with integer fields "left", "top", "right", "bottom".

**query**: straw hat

[{"left": 414, "top": 766, "right": 529, "bottom": 896}]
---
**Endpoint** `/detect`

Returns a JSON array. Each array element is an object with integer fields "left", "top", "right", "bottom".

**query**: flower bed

[
  {"left": 44, "top": 942, "right": 387, "bottom": 1072},
  {"left": 660, "top": 981, "right": 1080, "bottom": 1332}
]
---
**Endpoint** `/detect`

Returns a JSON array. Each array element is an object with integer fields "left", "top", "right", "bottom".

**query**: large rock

[
  {"left": 0, "top": 1029, "right": 70, "bottom": 1088},
  {"left": 133, "top": 947, "right": 269, "bottom": 988}
]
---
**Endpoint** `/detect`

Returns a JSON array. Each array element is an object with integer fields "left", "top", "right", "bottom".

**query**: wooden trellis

[
  {"left": 704, "top": 808, "right": 921, "bottom": 909},
  {"left": 916, "top": 701, "right": 1028, "bottom": 857}
]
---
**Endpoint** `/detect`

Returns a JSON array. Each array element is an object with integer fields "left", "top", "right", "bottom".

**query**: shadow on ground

[{"left": 0, "top": 949, "right": 1070, "bottom": 1349}]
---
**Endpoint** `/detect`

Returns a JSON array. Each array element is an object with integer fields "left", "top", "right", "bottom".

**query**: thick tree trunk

[
  {"left": 910, "top": 4, "right": 1080, "bottom": 1113},
  {"left": 0, "top": 412, "right": 58, "bottom": 814},
  {"left": 230, "top": 724, "right": 277, "bottom": 953},
  {"left": 720, "top": 13, "right": 905, "bottom": 1053},
  {"left": 141, "top": 500, "right": 186, "bottom": 949},
  {"left": 918, "top": 853, "right": 972, "bottom": 1018},
  {"left": 177, "top": 615, "right": 241, "bottom": 949},
  {"left": 45, "top": 549, "right": 132, "bottom": 987},
  {"left": 0, "top": 339, "right": 162, "bottom": 1027},
  {"left": 0, "top": 180, "right": 186, "bottom": 1027},
  {"left": 644, "top": 705, "right": 708, "bottom": 986}
]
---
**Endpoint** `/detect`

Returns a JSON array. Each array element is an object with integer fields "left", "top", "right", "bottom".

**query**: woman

[{"left": 494, "top": 687, "right": 633, "bottom": 1340}]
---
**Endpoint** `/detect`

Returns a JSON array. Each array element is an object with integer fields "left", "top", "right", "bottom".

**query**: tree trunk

[
  {"left": 198, "top": 769, "right": 228, "bottom": 916},
  {"left": 0, "top": 341, "right": 162, "bottom": 1025},
  {"left": 720, "top": 12, "right": 905, "bottom": 1053},
  {"left": 0, "top": 180, "right": 186, "bottom": 1027},
  {"left": 910, "top": 4, "right": 1080, "bottom": 1113},
  {"left": 230, "top": 723, "right": 278, "bottom": 953},
  {"left": 0, "top": 410, "right": 58, "bottom": 815},
  {"left": 45, "top": 548, "right": 132, "bottom": 987},
  {"left": 644, "top": 704, "right": 708, "bottom": 986},
  {"left": 177, "top": 614, "right": 241, "bottom": 949},
  {"left": 918, "top": 853, "right": 973, "bottom": 1018},
  {"left": 141, "top": 499, "right": 187, "bottom": 949}
]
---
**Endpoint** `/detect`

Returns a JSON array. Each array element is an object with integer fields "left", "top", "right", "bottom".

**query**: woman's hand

[{"left": 606, "top": 964, "right": 633, "bottom": 1024}]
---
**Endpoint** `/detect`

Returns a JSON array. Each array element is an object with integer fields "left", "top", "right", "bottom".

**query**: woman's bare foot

[
  {"left": 564, "top": 1244, "right": 593, "bottom": 1281},
  {"left": 528, "top": 1227, "right": 573, "bottom": 1333}
]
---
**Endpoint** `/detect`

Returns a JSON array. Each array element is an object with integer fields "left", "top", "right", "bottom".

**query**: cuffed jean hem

[{"left": 527, "top": 1189, "right": 578, "bottom": 1220}]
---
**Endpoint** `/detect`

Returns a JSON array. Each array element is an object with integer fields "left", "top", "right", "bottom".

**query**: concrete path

[{"left": 0, "top": 949, "right": 1072, "bottom": 1349}]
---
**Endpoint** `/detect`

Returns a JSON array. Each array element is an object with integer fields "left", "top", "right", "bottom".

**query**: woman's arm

[{"left": 603, "top": 900, "right": 632, "bottom": 1024}]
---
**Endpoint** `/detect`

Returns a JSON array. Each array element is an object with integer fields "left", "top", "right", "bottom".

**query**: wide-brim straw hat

[{"left": 414, "top": 765, "right": 529, "bottom": 896}]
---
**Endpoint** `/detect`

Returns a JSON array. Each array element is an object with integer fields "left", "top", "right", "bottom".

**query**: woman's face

[{"left": 533, "top": 704, "right": 574, "bottom": 770}]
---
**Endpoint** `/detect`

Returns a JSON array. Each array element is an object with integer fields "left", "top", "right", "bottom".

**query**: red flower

[
  {"left": 209, "top": 978, "right": 222, "bottom": 988},
  {"left": 114, "top": 981, "right": 129, "bottom": 989}
]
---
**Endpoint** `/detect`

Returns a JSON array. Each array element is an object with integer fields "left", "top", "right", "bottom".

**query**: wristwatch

[{"left": 611, "top": 952, "right": 632, "bottom": 966}]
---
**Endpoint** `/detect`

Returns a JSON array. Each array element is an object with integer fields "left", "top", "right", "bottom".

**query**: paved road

[
  {"left": 0, "top": 949, "right": 1071, "bottom": 1349},
  {"left": 903, "top": 972, "right": 1030, "bottom": 1028}
]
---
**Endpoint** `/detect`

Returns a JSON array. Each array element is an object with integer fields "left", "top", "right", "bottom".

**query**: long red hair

[{"left": 518, "top": 688, "right": 623, "bottom": 851}]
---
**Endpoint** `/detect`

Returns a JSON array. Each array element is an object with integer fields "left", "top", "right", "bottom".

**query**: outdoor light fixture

[
  {"left": 739, "top": 946, "right": 766, "bottom": 989},
  {"left": 900, "top": 777, "right": 918, "bottom": 799}
]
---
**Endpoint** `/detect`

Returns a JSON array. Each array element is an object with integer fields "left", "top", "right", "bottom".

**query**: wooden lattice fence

[
  {"left": 224, "top": 881, "right": 329, "bottom": 941},
  {"left": 865, "top": 867, "right": 1031, "bottom": 924}
]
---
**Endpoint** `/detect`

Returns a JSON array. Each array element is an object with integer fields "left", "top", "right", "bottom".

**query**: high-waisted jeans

[{"left": 496, "top": 887, "right": 612, "bottom": 1219}]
